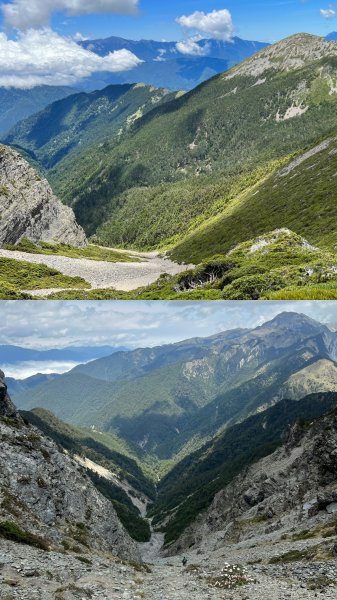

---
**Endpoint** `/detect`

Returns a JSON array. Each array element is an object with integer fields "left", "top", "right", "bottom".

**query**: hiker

[{"left": 182, "top": 557, "right": 187, "bottom": 567}]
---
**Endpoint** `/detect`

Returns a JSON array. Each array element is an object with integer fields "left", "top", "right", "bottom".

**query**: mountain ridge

[
  {"left": 0, "top": 85, "right": 77, "bottom": 134},
  {"left": 14, "top": 313, "right": 337, "bottom": 468},
  {"left": 78, "top": 35, "right": 268, "bottom": 91}
]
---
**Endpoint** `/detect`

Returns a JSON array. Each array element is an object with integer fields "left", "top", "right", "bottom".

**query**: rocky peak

[
  {"left": 263, "top": 311, "right": 327, "bottom": 333},
  {"left": 0, "top": 145, "right": 87, "bottom": 246},
  {"left": 227, "top": 33, "right": 337, "bottom": 79},
  {"left": 0, "top": 370, "right": 19, "bottom": 419}
]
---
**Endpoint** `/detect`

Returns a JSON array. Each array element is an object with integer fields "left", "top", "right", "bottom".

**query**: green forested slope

[
  {"left": 170, "top": 134, "right": 337, "bottom": 263},
  {"left": 5, "top": 83, "right": 177, "bottom": 170},
  {"left": 0, "top": 85, "right": 77, "bottom": 133},
  {"left": 42, "top": 36, "right": 337, "bottom": 244}
]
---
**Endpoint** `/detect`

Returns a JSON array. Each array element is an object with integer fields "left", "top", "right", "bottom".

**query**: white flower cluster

[{"left": 207, "top": 563, "right": 256, "bottom": 590}]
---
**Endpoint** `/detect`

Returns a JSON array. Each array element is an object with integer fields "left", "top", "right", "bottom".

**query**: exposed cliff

[
  {"left": 0, "top": 145, "right": 87, "bottom": 246},
  {"left": 165, "top": 401, "right": 337, "bottom": 556},
  {"left": 0, "top": 371, "right": 141, "bottom": 562},
  {"left": 0, "top": 369, "right": 19, "bottom": 418}
]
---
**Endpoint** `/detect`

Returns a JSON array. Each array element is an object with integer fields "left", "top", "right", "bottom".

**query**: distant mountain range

[
  {"left": 78, "top": 36, "right": 268, "bottom": 92},
  {"left": 0, "top": 35, "right": 267, "bottom": 134},
  {"left": 11, "top": 311, "right": 337, "bottom": 545},
  {"left": 14, "top": 313, "right": 337, "bottom": 461},
  {"left": 325, "top": 32, "right": 337, "bottom": 40},
  {"left": 0, "top": 32, "right": 334, "bottom": 135},
  {"left": 1, "top": 344, "right": 128, "bottom": 365}
]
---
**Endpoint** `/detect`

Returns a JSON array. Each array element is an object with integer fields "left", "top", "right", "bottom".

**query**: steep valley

[
  {"left": 3, "top": 34, "right": 337, "bottom": 298},
  {"left": 2, "top": 316, "right": 337, "bottom": 599}
]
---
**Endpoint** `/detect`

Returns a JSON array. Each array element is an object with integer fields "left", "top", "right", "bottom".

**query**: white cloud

[
  {"left": 320, "top": 8, "right": 336, "bottom": 18},
  {"left": 0, "top": 29, "right": 142, "bottom": 88},
  {"left": 176, "top": 36, "right": 210, "bottom": 57},
  {"left": 73, "top": 32, "right": 89, "bottom": 42},
  {"left": 154, "top": 48, "right": 167, "bottom": 62},
  {"left": 2, "top": 0, "right": 139, "bottom": 30},
  {"left": 176, "top": 9, "right": 234, "bottom": 41}
]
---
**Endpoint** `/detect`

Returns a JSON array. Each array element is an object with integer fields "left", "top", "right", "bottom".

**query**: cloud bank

[
  {"left": 3, "top": 360, "right": 81, "bottom": 379},
  {"left": 2, "top": 0, "right": 139, "bottom": 30},
  {"left": 1, "top": 301, "right": 337, "bottom": 353},
  {"left": 0, "top": 29, "right": 142, "bottom": 88}
]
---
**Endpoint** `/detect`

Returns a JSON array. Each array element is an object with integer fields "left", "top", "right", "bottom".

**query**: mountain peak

[
  {"left": 263, "top": 311, "right": 327, "bottom": 331},
  {"left": 226, "top": 32, "right": 337, "bottom": 79}
]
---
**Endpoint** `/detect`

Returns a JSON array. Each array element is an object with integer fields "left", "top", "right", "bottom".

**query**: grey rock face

[
  {"left": 166, "top": 409, "right": 337, "bottom": 555},
  {"left": 0, "top": 371, "right": 141, "bottom": 562},
  {"left": 0, "top": 370, "right": 19, "bottom": 418},
  {"left": 0, "top": 145, "right": 87, "bottom": 246}
]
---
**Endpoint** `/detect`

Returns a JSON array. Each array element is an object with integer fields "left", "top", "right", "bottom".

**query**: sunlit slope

[
  {"left": 48, "top": 34, "right": 337, "bottom": 241},
  {"left": 170, "top": 134, "right": 337, "bottom": 263}
]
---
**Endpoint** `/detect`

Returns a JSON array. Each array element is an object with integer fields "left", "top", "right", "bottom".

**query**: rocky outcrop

[
  {"left": 0, "top": 145, "right": 87, "bottom": 246},
  {"left": 166, "top": 407, "right": 337, "bottom": 555},
  {"left": 0, "top": 369, "right": 19, "bottom": 418},
  {"left": 227, "top": 33, "right": 337, "bottom": 79},
  {"left": 0, "top": 371, "right": 141, "bottom": 562}
]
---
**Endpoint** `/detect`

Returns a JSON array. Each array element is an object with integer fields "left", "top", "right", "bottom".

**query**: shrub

[{"left": 0, "top": 521, "right": 49, "bottom": 550}]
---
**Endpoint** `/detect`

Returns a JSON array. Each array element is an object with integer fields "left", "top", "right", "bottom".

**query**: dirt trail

[{"left": 1, "top": 528, "right": 337, "bottom": 599}]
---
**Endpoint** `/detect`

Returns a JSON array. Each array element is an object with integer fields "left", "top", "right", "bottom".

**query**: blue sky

[
  {"left": 1, "top": 1, "right": 337, "bottom": 42},
  {"left": 1, "top": 1, "right": 337, "bottom": 89},
  {"left": 85, "top": 0, "right": 337, "bottom": 43}
]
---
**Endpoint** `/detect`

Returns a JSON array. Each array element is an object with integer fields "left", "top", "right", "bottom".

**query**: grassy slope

[
  {"left": 170, "top": 132, "right": 337, "bottom": 263},
  {"left": 45, "top": 229, "right": 337, "bottom": 301},
  {"left": 0, "top": 256, "right": 88, "bottom": 298},
  {"left": 3, "top": 239, "right": 138, "bottom": 263}
]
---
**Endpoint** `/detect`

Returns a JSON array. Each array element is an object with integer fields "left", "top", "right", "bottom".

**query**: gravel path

[
  {"left": 0, "top": 248, "right": 192, "bottom": 293},
  {"left": 2, "top": 535, "right": 337, "bottom": 600}
]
